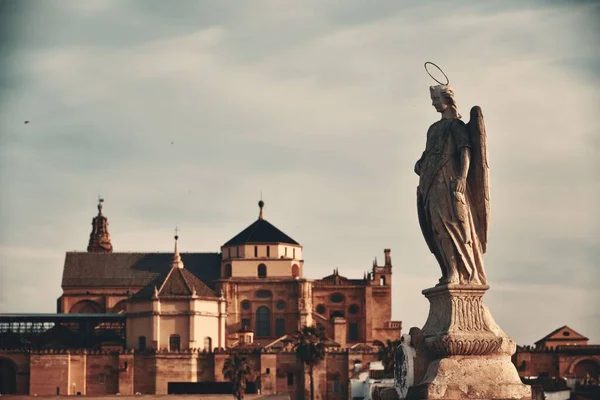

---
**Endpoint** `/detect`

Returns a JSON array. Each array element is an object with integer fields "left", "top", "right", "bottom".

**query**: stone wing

[{"left": 466, "top": 106, "right": 490, "bottom": 253}]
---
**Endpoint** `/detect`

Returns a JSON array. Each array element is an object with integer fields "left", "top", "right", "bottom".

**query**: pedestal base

[
  {"left": 407, "top": 356, "right": 531, "bottom": 400},
  {"left": 406, "top": 285, "right": 531, "bottom": 400}
]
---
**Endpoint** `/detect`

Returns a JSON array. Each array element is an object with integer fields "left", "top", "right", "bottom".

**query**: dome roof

[
  {"left": 223, "top": 218, "right": 299, "bottom": 246},
  {"left": 223, "top": 200, "right": 299, "bottom": 246}
]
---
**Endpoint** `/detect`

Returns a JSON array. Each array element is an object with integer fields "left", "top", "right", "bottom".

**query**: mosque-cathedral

[{"left": 0, "top": 200, "right": 402, "bottom": 398}]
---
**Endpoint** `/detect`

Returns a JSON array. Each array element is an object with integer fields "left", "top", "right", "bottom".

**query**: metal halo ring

[{"left": 424, "top": 61, "right": 449, "bottom": 85}]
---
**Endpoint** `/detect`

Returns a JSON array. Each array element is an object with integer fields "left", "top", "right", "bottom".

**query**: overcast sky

[{"left": 0, "top": 0, "right": 598, "bottom": 346}]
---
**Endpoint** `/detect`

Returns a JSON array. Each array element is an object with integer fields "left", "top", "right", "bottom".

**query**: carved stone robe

[{"left": 416, "top": 118, "right": 487, "bottom": 285}]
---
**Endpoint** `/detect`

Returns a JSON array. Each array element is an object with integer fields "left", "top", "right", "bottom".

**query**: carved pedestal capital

[{"left": 421, "top": 284, "right": 514, "bottom": 357}]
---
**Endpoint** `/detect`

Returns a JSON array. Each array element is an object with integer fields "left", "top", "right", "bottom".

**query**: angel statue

[{"left": 414, "top": 83, "right": 490, "bottom": 286}]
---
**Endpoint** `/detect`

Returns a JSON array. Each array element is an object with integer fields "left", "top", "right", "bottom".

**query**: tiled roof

[
  {"left": 132, "top": 266, "right": 217, "bottom": 299},
  {"left": 316, "top": 271, "right": 366, "bottom": 286},
  {"left": 223, "top": 218, "right": 299, "bottom": 246},
  {"left": 534, "top": 325, "right": 589, "bottom": 345},
  {"left": 61, "top": 252, "right": 221, "bottom": 289}
]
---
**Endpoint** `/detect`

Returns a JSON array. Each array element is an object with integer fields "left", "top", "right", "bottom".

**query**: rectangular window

[
  {"left": 254, "top": 246, "right": 258, "bottom": 257},
  {"left": 275, "top": 318, "right": 285, "bottom": 337},
  {"left": 242, "top": 318, "right": 250, "bottom": 330},
  {"left": 285, "top": 247, "right": 288, "bottom": 257},
  {"left": 266, "top": 246, "right": 270, "bottom": 257},
  {"left": 227, "top": 248, "right": 230, "bottom": 258},
  {"left": 287, "top": 372, "right": 294, "bottom": 386},
  {"left": 293, "top": 248, "right": 295, "bottom": 258},
  {"left": 169, "top": 334, "right": 181, "bottom": 352},
  {"left": 236, "top": 247, "right": 239, "bottom": 257},
  {"left": 349, "top": 323, "right": 359, "bottom": 341},
  {"left": 332, "top": 380, "right": 342, "bottom": 393},
  {"left": 138, "top": 336, "right": 147, "bottom": 351}
]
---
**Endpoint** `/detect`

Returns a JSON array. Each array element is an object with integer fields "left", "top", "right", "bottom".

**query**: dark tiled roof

[
  {"left": 132, "top": 266, "right": 217, "bottom": 299},
  {"left": 223, "top": 218, "right": 299, "bottom": 246},
  {"left": 61, "top": 252, "right": 221, "bottom": 289}
]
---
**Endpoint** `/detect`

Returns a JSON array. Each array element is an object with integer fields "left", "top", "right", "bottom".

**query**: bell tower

[
  {"left": 371, "top": 249, "right": 392, "bottom": 286},
  {"left": 87, "top": 197, "right": 113, "bottom": 253}
]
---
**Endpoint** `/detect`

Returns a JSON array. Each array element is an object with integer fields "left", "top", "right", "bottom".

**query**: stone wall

[
  {"left": 1, "top": 348, "right": 383, "bottom": 398},
  {"left": 29, "top": 352, "right": 70, "bottom": 395}
]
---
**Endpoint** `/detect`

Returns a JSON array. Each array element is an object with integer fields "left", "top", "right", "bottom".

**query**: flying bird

[{"left": 24, "top": 121, "right": 30, "bottom": 124}]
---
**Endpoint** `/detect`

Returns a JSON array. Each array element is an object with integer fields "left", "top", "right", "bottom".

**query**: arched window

[
  {"left": 138, "top": 336, "right": 147, "bottom": 351},
  {"left": 291, "top": 264, "right": 300, "bottom": 278},
  {"left": 258, "top": 264, "right": 267, "bottom": 278},
  {"left": 380, "top": 276, "right": 386, "bottom": 286},
  {"left": 69, "top": 300, "right": 104, "bottom": 314},
  {"left": 348, "top": 304, "right": 360, "bottom": 315},
  {"left": 255, "top": 306, "right": 271, "bottom": 337},
  {"left": 330, "top": 310, "right": 344, "bottom": 321},
  {"left": 204, "top": 337, "right": 212, "bottom": 352},
  {"left": 169, "top": 334, "right": 181, "bottom": 352},
  {"left": 112, "top": 300, "right": 128, "bottom": 314},
  {"left": 224, "top": 263, "right": 232, "bottom": 278}
]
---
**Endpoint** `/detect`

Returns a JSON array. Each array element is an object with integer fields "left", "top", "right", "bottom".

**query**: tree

[
  {"left": 293, "top": 325, "right": 328, "bottom": 400},
  {"left": 222, "top": 353, "right": 254, "bottom": 400},
  {"left": 378, "top": 339, "right": 401, "bottom": 378}
]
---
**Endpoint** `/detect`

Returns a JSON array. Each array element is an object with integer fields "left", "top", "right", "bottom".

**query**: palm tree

[
  {"left": 222, "top": 353, "right": 254, "bottom": 400},
  {"left": 292, "top": 325, "right": 328, "bottom": 400},
  {"left": 378, "top": 339, "right": 401, "bottom": 378}
]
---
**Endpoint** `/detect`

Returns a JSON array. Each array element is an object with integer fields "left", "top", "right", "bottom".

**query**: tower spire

[
  {"left": 172, "top": 227, "right": 183, "bottom": 269},
  {"left": 87, "top": 197, "right": 113, "bottom": 253}
]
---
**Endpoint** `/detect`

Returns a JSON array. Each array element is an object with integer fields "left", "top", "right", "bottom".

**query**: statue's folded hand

[{"left": 453, "top": 177, "right": 467, "bottom": 194}]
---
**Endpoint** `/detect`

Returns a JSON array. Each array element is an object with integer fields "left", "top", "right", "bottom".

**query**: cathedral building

[{"left": 0, "top": 199, "right": 402, "bottom": 398}]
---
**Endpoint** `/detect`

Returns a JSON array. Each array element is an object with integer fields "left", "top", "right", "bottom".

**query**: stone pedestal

[{"left": 406, "top": 285, "right": 531, "bottom": 400}]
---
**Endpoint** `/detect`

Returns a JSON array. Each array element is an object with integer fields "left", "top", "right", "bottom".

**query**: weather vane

[{"left": 424, "top": 61, "right": 450, "bottom": 85}]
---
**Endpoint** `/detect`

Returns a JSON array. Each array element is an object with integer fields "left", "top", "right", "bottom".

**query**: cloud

[{"left": 0, "top": 0, "right": 598, "bottom": 344}]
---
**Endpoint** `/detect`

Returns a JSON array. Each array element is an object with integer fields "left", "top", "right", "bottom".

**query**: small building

[
  {"left": 513, "top": 326, "right": 600, "bottom": 400},
  {"left": 125, "top": 235, "right": 227, "bottom": 352}
]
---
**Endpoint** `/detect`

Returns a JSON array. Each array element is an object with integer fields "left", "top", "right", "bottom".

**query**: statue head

[{"left": 430, "top": 84, "right": 461, "bottom": 119}]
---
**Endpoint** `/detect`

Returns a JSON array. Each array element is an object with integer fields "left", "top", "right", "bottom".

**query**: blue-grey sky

[{"left": 0, "top": 0, "right": 598, "bottom": 346}]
